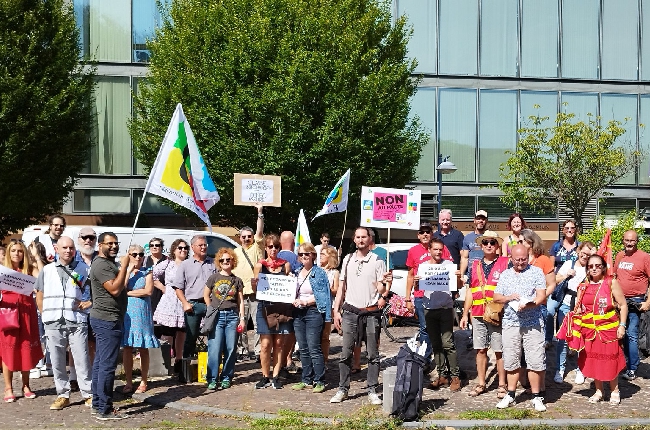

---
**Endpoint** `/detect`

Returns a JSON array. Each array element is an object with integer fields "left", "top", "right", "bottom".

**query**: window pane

[
  {"left": 640, "top": 96, "right": 650, "bottom": 185},
  {"left": 74, "top": 0, "right": 90, "bottom": 58},
  {"left": 440, "top": 196, "right": 476, "bottom": 219},
  {"left": 479, "top": 90, "right": 517, "bottom": 182},
  {"left": 411, "top": 88, "right": 436, "bottom": 181},
  {"left": 519, "top": 200, "right": 558, "bottom": 219},
  {"left": 132, "top": 0, "right": 170, "bottom": 63},
  {"left": 477, "top": 196, "right": 516, "bottom": 219},
  {"left": 89, "top": 77, "right": 132, "bottom": 175},
  {"left": 89, "top": 0, "right": 131, "bottom": 62},
  {"left": 133, "top": 78, "right": 146, "bottom": 175},
  {"left": 561, "top": 0, "right": 599, "bottom": 79},
  {"left": 132, "top": 191, "right": 176, "bottom": 214},
  {"left": 480, "top": 0, "right": 518, "bottom": 77},
  {"left": 561, "top": 92, "right": 598, "bottom": 121},
  {"left": 602, "top": 0, "right": 638, "bottom": 80},
  {"left": 599, "top": 197, "right": 637, "bottom": 219},
  {"left": 439, "top": 0, "right": 478, "bottom": 75},
  {"left": 438, "top": 89, "right": 476, "bottom": 182},
  {"left": 642, "top": 0, "right": 650, "bottom": 80},
  {"left": 601, "top": 94, "right": 638, "bottom": 185},
  {"left": 397, "top": 0, "right": 437, "bottom": 74},
  {"left": 73, "top": 189, "right": 131, "bottom": 213},
  {"left": 521, "top": 0, "right": 558, "bottom": 77},
  {"left": 520, "top": 91, "right": 558, "bottom": 129}
]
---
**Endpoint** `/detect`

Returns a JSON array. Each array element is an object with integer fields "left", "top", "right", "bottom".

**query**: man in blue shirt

[
  {"left": 433, "top": 209, "right": 464, "bottom": 265},
  {"left": 460, "top": 210, "right": 488, "bottom": 283}
]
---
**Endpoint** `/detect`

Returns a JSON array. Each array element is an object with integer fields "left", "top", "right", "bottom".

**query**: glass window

[
  {"left": 439, "top": 0, "right": 478, "bottom": 75},
  {"left": 601, "top": 94, "right": 638, "bottom": 185},
  {"left": 561, "top": 92, "right": 598, "bottom": 121},
  {"left": 602, "top": 0, "right": 638, "bottom": 80},
  {"left": 73, "top": 189, "right": 131, "bottom": 213},
  {"left": 639, "top": 199, "right": 650, "bottom": 219},
  {"left": 411, "top": 88, "right": 436, "bottom": 181},
  {"left": 519, "top": 200, "right": 558, "bottom": 219},
  {"left": 88, "top": 0, "right": 131, "bottom": 62},
  {"left": 438, "top": 88, "right": 477, "bottom": 182},
  {"left": 132, "top": 78, "right": 146, "bottom": 175},
  {"left": 521, "top": 0, "right": 559, "bottom": 78},
  {"left": 479, "top": 90, "right": 517, "bottom": 182},
  {"left": 440, "top": 196, "right": 476, "bottom": 219},
  {"left": 642, "top": 0, "right": 650, "bottom": 80},
  {"left": 74, "top": 0, "right": 90, "bottom": 58},
  {"left": 397, "top": 0, "right": 437, "bottom": 74},
  {"left": 480, "top": 0, "right": 518, "bottom": 77},
  {"left": 640, "top": 96, "right": 650, "bottom": 185},
  {"left": 132, "top": 191, "right": 176, "bottom": 214},
  {"left": 520, "top": 91, "right": 558, "bottom": 129},
  {"left": 599, "top": 197, "right": 637, "bottom": 218},
  {"left": 88, "top": 77, "right": 132, "bottom": 175},
  {"left": 561, "top": 0, "right": 599, "bottom": 79},
  {"left": 477, "top": 196, "right": 516, "bottom": 219},
  {"left": 132, "top": 0, "right": 170, "bottom": 63}
]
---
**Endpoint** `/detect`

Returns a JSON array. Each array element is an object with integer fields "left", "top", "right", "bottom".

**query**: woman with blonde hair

[
  {"left": 319, "top": 247, "right": 339, "bottom": 363},
  {"left": 0, "top": 240, "right": 43, "bottom": 402}
]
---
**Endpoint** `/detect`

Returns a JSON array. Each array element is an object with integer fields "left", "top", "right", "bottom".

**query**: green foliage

[
  {"left": 497, "top": 107, "right": 642, "bottom": 229},
  {"left": 0, "top": 0, "right": 95, "bottom": 238},
  {"left": 130, "top": 0, "right": 427, "bottom": 232},
  {"left": 579, "top": 210, "right": 650, "bottom": 254},
  {"left": 457, "top": 408, "right": 541, "bottom": 420}
]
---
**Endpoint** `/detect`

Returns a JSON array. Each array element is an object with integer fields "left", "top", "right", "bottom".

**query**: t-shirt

[
  {"left": 531, "top": 254, "right": 554, "bottom": 275},
  {"left": 205, "top": 273, "right": 243, "bottom": 311},
  {"left": 421, "top": 259, "right": 455, "bottom": 309},
  {"left": 406, "top": 243, "right": 431, "bottom": 298},
  {"left": 495, "top": 265, "right": 546, "bottom": 328},
  {"left": 433, "top": 228, "right": 464, "bottom": 265},
  {"left": 277, "top": 250, "right": 301, "bottom": 272},
  {"left": 340, "top": 252, "right": 386, "bottom": 308},
  {"left": 370, "top": 246, "right": 394, "bottom": 269},
  {"left": 233, "top": 239, "right": 264, "bottom": 295},
  {"left": 462, "top": 232, "right": 484, "bottom": 272},
  {"left": 557, "top": 260, "right": 587, "bottom": 306},
  {"left": 614, "top": 249, "right": 650, "bottom": 297},
  {"left": 89, "top": 256, "right": 127, "bottom": 322},
  {"left": 549, "top": 241, "right": 579, "bottom": 271}
]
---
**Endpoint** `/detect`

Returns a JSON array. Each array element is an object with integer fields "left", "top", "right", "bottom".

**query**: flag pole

[
  {"left": 386, "top": 227, "right": 391, "bottom": 270},
  {"left": 339, "top": 208, "right": 348, "bottom": 250}
]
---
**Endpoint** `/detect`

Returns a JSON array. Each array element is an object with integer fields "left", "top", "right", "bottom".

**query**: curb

[{"left": 132, "top": 392, "right": 650, "bottom": 428}]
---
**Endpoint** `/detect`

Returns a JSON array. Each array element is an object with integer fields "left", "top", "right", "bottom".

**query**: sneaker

[
  {"left": 368, "top": 391, "right": 382, "bottom": 405},
  {"left": 312, "top": 382, "right": 325, "bottom": 393},
  {"left": 220, "top": 379, "right": 231, "bottom": 389},
  {"left": 622, "top": 370, "right": 636, "bottom": 381},
  {"left": 41, "top": 368, "right": 54, "bottom": 377},
  {"left": 270, "top": 378, "right": 283, "bottom": 389},
  {"left": 554, "top": 370, "right": 564, "bottom": 384},
  {"left": 84, "top": 398, "right": 92, "bottom": 408},
  {"left": 531, "top": 396, "right": 547, "bottom": 412},
  {"left": 255, "top": 377, "right": 270, "bottom": 389},
  {"left": 29, "top": 368, "right": 41, "bottom": 379},
  {"left": 330, "top": 389, "right": 348, "bottom": 403},
  {"left": 496, "top": 393, "right": 515, "bottom": 409},
  {"left": 574, "top": 369, "right": 585, "bottom": 385},
  {"left": 50, "top": 397, "right": 70, "bottom": 410},
  {"left": 95, "top": 408, "right": 128, "bottom": 420},
  {"left": 207, "top": 381, "right": 218, "bottom": 390},
  {"left": 285, "top": 362, "right": 299, "bottom": 374},
  {"left": 291, "top": 382, "right": 310, "bottom": 391}
]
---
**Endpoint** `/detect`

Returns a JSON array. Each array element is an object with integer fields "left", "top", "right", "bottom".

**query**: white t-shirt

[{"left": 557, "top": 260, "right": 587, "bottom": 306}]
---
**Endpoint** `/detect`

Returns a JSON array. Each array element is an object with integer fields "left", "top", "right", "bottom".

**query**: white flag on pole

[
  {"left": 312, "top": 169, "right": 350, "bottom": 220},
  {"left": 295, "top": 209, "right": 311, "bottom": 252}
]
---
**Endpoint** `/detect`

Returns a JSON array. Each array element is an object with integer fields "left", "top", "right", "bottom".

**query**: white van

[{"left": 22, "top": 225, "right": 239, "bottom": 258}]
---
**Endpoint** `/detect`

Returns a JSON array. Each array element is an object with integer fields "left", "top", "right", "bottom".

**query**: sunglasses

[
  {"left": 101, "top": 242, "right": 119, "bottom": 247},
  {"left": 564, "top": 227, "right": 576, "bottom": 231},
  {"left": 298, "top": 252, "right": 313, "bottom": 257},
  {"left": 587, "top": 264, "right": 603, "bottom": 269},
  {"left": 219, "top": 258, "right": 232, "bottom": 263},
  {"left": 482, "top": 239, "right": 498, "bottom": 246},
  {"left": 266, "top": 245, "right": 280, "bottom": 249},
  {"left": 418, "top": 230, "right": 431, "bottom": 235},
  {"left": 80, "top": 235, "right": 96, "bottom": 241},
  {"left": 177, "top": 246, "right": 189, "bottom": 251},
  {"left": 130, "top": 252, "right": 145, "bottom": 258},
  {"left": 51, "top": 223, "right": 65, "bottom": 228},
  {"left": 240, "top": 235, "right": 252, "bottom": 239},
  {"left": 149, "top": 243, "right": 161, "bottom": 248}
]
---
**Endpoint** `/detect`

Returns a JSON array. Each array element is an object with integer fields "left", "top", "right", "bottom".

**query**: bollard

[
  {"left": 382, "top": 366, "right": 397, "bottom": 414},
  {"left": 148, "top": 343, "right": 172, "bottom": 377}
]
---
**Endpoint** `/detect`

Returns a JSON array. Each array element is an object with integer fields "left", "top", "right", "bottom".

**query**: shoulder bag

[
  {"left": 200, "top": 280, "right": 232, "bottom": 335},
  {"left": 477, "top": 263, "right": 503, "bottom": 326},
  {"left": 0, "top": 292, "right": 19, "bottom": 332},
  {"left": 264, "top": 271, "right": 311, "bottom": 330},
  {"left": 550, "top": 259, "right": 576, "bottom": 303}
]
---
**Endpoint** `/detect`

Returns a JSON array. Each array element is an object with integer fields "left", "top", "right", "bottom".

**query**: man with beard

[
  {"left": 75, "top": 227, "right": 98, "bottom": 266},
  {"left": 35, "top": 214, "right": 67, "bottom": 262}
]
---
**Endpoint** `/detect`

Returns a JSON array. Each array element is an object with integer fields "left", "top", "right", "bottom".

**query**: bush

[{"left": 579, "top": 210, "right": 650, "bottom": 255}]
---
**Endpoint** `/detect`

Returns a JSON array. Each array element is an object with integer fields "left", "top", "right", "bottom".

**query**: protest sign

[
  {"left": 0, "top": 265, "right": 36, "bottom": 295},
  {"left": 255, "top": 273, "right": 296, "bottom": 303},
  {"left": 234, "top": 173, "right": 281, "bottom": 207},
  {"left": 417, "top": 263, "right": 457, "bottom": 292},
  {"left": 360, "top": 186, "right": 421, "bottom": 230}
]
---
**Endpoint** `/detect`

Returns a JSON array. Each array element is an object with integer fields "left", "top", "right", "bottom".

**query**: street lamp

[{"left": 436, "top": 154, "right": 457, "bottom": 219}]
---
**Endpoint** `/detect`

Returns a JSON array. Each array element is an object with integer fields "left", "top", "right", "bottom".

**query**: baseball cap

[
  {"left": 419, "top": 221, "right": 432, "bottom": 231},
  {"left": 475, "top": 210, "right": 488, "bottom": 218}
]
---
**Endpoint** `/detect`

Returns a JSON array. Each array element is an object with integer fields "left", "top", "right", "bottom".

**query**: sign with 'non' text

[{"left": 360, "top": 186, "right": 421, "bottom": 230}]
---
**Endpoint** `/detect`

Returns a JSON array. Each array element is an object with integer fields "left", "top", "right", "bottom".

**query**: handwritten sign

[
  {"left": 0, "top": 265, "right": 36, "bottom": 295},
  {"left": 417, "top": 263, "right": 457, "bottom": 292},
  {"left": 234, "top": 173, "right": 281, "bottom": 207},
  {"left": 360, "top": 186, "right": 421, "bottom": 230},
  {"left": 255, "top": 274, "right": 296, "bottom": 303}
]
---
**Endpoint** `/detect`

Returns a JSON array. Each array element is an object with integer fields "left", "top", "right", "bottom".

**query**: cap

[
  {"left": 79, "top": 227, "right": 97, "bottom": 237},
  {"left": 475, "top": 230, "right": 503, "bottom": 246},
  {"left": 419, "top": 221, "right": 432, "bottom": 231},
  {"left": 475, "top": 210, "right": 488, "bottom": 218}
]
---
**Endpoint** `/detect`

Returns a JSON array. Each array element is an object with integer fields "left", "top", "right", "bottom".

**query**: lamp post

[{"left": 436, "top": 154, "right": 458, "bottom": 219}]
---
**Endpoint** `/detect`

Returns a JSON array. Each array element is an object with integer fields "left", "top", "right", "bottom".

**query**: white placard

[
  {"left": 255, "top": 273, "right": 296, "bottom": 303},
  {"left": 0, "top": 265, "right": 36, "bottom": 295},
  {"left": 241, "top": 179, "right": 275, "bottom": 204},
  {"left": 417, "top": 263, "right": 457, "bottom": 292},
  {"left": 360, "top": 186, "right": 421, "bottom": 230}
]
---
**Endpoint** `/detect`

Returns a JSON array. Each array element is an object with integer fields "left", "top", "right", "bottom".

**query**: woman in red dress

[
  {"left": 0, "top": 240, "right": 43, "bottom": 402},
  {"left": 558, "top": 254, "right": 627, "bottom": 405}
]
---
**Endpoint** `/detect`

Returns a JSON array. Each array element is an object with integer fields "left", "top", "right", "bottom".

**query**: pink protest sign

[{"left": 373, "top": 192, "right": 407, "bottom": 221}]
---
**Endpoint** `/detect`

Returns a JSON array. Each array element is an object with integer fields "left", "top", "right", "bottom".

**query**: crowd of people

[{"left": 0, "top": 207, "right": 647, "bottom": 420}]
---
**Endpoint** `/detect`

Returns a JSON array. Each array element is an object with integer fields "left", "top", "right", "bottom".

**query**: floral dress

[
  {"left": 122, "top": 267, "right": 160, "bottom": 348},
  {"left": 152, "top": 260, "right": 185, "bottom": 328}
]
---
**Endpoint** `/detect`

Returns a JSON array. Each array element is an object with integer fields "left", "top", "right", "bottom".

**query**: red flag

[{"left": 597, "top": 229, "right": 614, "bottom": 276}]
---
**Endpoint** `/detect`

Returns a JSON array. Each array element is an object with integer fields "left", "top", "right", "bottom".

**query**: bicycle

[{"left": 381, "top": 291, "right": 420, "bottom": 343}]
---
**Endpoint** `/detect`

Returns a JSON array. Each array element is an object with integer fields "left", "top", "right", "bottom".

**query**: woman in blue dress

[{"left": 121, "top": 244, "right": 160, "bottom": 394}]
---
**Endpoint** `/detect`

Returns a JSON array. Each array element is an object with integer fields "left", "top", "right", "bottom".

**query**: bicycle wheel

[{"left": 382, "top": 306, "right": 420, "bottom": 343}]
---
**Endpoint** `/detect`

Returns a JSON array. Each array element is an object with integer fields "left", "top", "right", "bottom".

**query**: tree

[
  {"left": 496, "top": 108, "right": 642, "bottom": 230},
  {"left": 130, "top": 0, "right": 427, "bottom": 233},
  {"left": 580, "top": 211, "right": 650, "bottom": 254},
  {"left": 0, "top": 0, "right": 95, "bottom": 238}
]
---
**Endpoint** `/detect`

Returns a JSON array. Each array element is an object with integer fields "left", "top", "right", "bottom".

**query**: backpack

[
  {"left": 391, "top": 344, "right": 427, "bottom": 422},
  {"left": 639, "top": 311, "right": 650, "bottom": 358}
]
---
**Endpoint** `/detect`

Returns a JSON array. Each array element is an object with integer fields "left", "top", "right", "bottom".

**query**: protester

[
  {"left": 203, "top": 248, "right": 245, "bottom": 390},
  {"left": 290, "top": 243, "right": 332, "bottom": 393},
  {"left": 89, "top": 232, "right": 130, "bottom": 420},
  {"left": 153, "top": 239, "right": 189, "bottom": 374},
  {"left": 315, "top": 232, "right": 336, "bottom": 266},
  {"left": 502, "top": 213, "right": 526, "bottom": 257},
  {"left": 319, "top": 246, "right": 339, "bottom": 363},
  {"left": 0, "top": 240, "right": 43, "bottom": 402},
  {"left": 145, "top": 237, "right": 167, "bottom": 314},
  {"left": 277, "top": 231, "right": 300, "bottom": 373},
  {"left": 0, "top": 245, "right": 5, "bottom": 265},
  {"left": 493, "top": 245, "right": 548, "bottom": 412},
  {"left": 35, "top": 214, "right": 66, "bottom": 262},
  {"left": 433, "top": 209, "right": 464, "bottom": 265},
  {"left": 550, "top": 220, "right": 580, "bottom": 272},
  {"left": 253, "top": 234, "right": 291, "bottom": 389},
  {"left": 28, "top": 241, "right": 50, "bottom": 379},
  {"left": 460, "top": 210, "right": 488, "bottom": 281},
  {"left": 35, "top": 236, "right": 92, "bottom": 410},
  {"left": 557, "top": 254, "right": 628, "bottom": 404}
]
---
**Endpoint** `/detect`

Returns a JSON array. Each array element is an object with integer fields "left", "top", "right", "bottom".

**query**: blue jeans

[
  {"left": 413, "top": 297, "right": 433, "bottom": 361},
  {"left": 623, "top": 296, "right": 644, "bottom": 372},
  {"left": 555, "top": 303, "right": 571, "bottom": 372},
  {"left": 545, "top": 297, "right": 561, "bottom": 343},
  {"left": 183, "top": 300, "right": 207, "bottom": 358},
  {"left": 90, "top": 317, "right": 123, "bottom": 414},
  {"left": 207, "top": 309, "right": 239, "bottom": 383},
  {"left": 293, "top": 306, "right": 325, "bottom": 385}
]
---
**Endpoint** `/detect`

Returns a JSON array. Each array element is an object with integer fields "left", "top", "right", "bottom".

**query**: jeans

[
  {"left": 45, "top": 325, "right": 92, "bottom": 399},
  {"left": 36, "top": 310, "right": 51, "bottom": 368},
  {"left": 293, "top": 307, "right": 325, "bottom": 385},
  {"left": 237, "top": 295, "right": 260, "bottom": 356},
  {"left": 339, "top": 310, "right": 380, "bottom": 391},
  {"left": 413, "top": 296, "right": 433, "bottom": 361},
  {"left": 623, "top": 296, "right": 644, "bottom": 372},
  {"left": 424, "top": 308, "right": 459, "bottom": 377},
  {"left": 207, "top": 309, "right": 239, "bottom": 383},
  {"left": 545, "top": 297, "right": 561, "bottom": 343},
  {"left": 183, "top": 300, "right": 207, "bottom": 358},
  {"left": 555, "top": 303, "right": 571, "bottom": 373},
  {"left": 90, "top": 317, "right": 123, "bottom": 414}
]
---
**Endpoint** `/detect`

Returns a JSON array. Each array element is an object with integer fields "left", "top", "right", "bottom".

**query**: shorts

[
  {"left": 502, "top": 325, "right": 546, "bottom": 372},
  {"left": 471, "top": 317, "right": 502, "bottom": 352},
  {"left": 256, "top": 302, "right": 294, "bottom": 335}
]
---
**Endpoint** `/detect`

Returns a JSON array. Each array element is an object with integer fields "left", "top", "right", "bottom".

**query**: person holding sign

[
  {"left": 415, "top": 238, "right": 462, "bottom": 392},
  {"left": 252, "top": 234, "right": 291, "bottom": 390}
]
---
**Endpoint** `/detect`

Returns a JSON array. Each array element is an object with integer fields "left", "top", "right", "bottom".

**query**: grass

[{"left": 457, "top": 408, "right": 543, "bottom": 420}]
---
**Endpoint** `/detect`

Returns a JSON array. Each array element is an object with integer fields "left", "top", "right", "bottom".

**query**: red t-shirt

[
  {"left": 406, "top": 244, "right": 431, "bottom": 298},
  {"left": 531, "top": 255, "right": 554, "bottom": 275},
  {"left": 614, "top": 250, "right": 650, "bottom": 297}
]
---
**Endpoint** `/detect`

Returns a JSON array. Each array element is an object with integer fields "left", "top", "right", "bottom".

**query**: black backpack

[{"left": 391, "top": 344, "right": 427, "bottom": 422}]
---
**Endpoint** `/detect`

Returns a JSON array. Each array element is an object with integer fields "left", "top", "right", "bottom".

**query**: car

[{"left": 374, "top": 243, "right": 414, "bottom": 298}]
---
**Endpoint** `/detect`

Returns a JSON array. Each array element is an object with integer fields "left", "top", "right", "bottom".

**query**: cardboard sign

[
  {"left": 360, "top": 186, "right": 421, "bottom": 230},
  {"left": 417, "top": 263, "right": 457, "bottom": 292},
  {"left": 0, "top": 265, "right": 36, "bottom": 295},
  {"left": 255, "top": 273, "right": 296, "bottom": 303},
  {"left": 234, "top": 173, "right": 281, "bottom": 207}
]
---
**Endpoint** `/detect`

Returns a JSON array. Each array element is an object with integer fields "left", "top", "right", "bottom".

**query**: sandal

[
  {"left": 22, "top": 387, "right": 36, "bottom": 399},
  {"left": 4, "top": 388, "right": 15, "bottom": 403},
  {"left": 467, "top": 384, "right": 486, "bottom": 397},
  {"left": 588, "top": 391, "right": 603, "bottom": 403},
  {"left": 609, "top": 390, "right": 620, "bottom": 405},
  {"left": 496, "top": 384, "right": 507, "bottom": 399},
  {"left": 135, "top": 383, "right": 147, "bottom": 394},
  {"left": 120, "top": 384, "right": 134, "bottom": 394}
]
